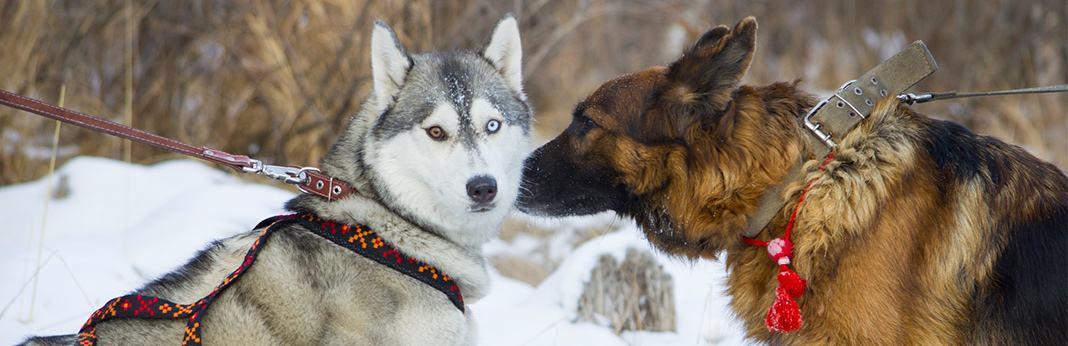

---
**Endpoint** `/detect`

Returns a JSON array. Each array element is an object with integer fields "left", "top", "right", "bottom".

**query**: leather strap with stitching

[
  {"left": 299, "top": 171, "right": 357, "bottom": 201},
  {"left": 743, "top": 41, "right": 938, "bottom": 238},
  {"left": 0, "top": 89, "right": 355, "bottom": 201},
  {"left": 802, "top": 41, "right": 938, "bottom": 159},
  {"left": 0, "top": 89, "right": 253, "bottom": 172}
]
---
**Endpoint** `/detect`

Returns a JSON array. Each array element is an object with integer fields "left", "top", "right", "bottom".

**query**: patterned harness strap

[{"left": 76, "top": 213, "right": 464, "bottom": 346}]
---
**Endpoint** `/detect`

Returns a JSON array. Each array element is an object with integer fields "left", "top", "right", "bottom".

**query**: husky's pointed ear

[
  {"left": 664, "top": 17, "right": 756, "bottom": 113},
  {"left": 482, "top": 14, "right": 524, "bottom": 99},
  {"left": 371, "top": 20, "right": 411, "bottom": 107}
]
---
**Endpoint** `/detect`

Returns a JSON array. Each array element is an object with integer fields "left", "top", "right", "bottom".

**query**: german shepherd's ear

[
  {"left": 694, "top": 25, "right": 730, "bottom": 49},
  {"left": 661, "top": 17, "right": 756, "bottom": 136},
  {"left": 482, "top": 14, "right": 525, "bottom": 100},
  {"left": 371, "top": 20, "right": 412, "bottom": 107}
]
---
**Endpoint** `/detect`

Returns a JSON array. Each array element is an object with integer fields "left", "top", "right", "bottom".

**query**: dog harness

[{"left": 76, "top": 213, "right": 464, "bottom": 346}]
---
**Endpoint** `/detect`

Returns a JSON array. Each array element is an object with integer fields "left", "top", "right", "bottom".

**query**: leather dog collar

[{"left": 743, "top": 41, "right": 938, "bottom": 238}]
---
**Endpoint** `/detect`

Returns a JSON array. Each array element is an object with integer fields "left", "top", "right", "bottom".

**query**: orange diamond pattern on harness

[
  {"left": 183, "top": 321, "right": 201, "bottom": 344},
  {"left": 75, "top": 213, "right": 464, "bottom": 346}
]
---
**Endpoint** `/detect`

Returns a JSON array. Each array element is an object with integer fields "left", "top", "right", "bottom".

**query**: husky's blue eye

[{"left": 487, "top": 119, "right": 500, "bottom": 133}]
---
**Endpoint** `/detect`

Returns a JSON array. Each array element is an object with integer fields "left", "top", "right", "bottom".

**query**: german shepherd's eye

[
  {"left": 426, "top": 126, "right": 447, "bottom": 141},
  {"left": 579, "top": 117, "right": 598, "bottom": 134},
  {"left": 486, "top": 119, "right": 501, "bottom": 134}
]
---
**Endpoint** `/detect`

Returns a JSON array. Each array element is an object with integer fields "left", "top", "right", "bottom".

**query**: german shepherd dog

[{"left": 517, "top": 17, "right": 1067, "bottom": 345}]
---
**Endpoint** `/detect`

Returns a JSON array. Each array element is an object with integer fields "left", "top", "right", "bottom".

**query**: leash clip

[
  {"left": 261, "top": 164, "right": 312, "bottom": 185},
  {"left": 897, "top": 93, "right": 932, "bottom": 105},
  {"left": 244, "top": 158, "right": 317, "bottom": 185},
  {"left": 242, "top": 159, "right": 265, "bottom": 174}
]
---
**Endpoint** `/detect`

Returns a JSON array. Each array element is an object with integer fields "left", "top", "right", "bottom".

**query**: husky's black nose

[{"left": 466, "top": 175, "right": 497, "bottom": 204}]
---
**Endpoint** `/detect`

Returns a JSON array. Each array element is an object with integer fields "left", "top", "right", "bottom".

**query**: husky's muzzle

[{"left": 467, "top": 175, "right": 497, "bottom": 212}]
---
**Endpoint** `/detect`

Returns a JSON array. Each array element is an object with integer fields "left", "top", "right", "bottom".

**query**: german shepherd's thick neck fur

[{"left": 518, "top": 17, "right": 1067, "bottom": 345}]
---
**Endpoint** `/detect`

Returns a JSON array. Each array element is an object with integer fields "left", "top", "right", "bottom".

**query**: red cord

[
  {"left": 745, "top": 153, "right": 834, "bottom": 244},
  {"left": 741, "top": 153, "right": 834, "bottom": 333}
]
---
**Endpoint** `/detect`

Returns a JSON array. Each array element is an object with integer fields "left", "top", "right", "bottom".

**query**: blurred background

[
  {"left": 3, "top": 0, "right": 1065, "bottom": 285},
  {"left": 0, "top": 1, "right": 1064, "bottom": 342},
  {"left": 1, "top": 0, "right": 1064, "bottom": 186}
]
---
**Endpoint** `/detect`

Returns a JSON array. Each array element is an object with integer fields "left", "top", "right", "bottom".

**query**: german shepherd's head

[{"left": 518, "top": 17, "right": 816, "bottom": 259}]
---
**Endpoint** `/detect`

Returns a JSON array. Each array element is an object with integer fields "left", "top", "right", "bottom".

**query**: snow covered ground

[{"left": 0, "top": 157, "right": 748, "bottom": 345}]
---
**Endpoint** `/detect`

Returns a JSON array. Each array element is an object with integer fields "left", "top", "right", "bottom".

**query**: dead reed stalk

[{"left": 578, "top": 248, "right": 676, "bottom": 334}]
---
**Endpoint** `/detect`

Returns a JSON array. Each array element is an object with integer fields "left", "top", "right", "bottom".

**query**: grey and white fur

[{"left": 21, "top": 14, "right": 530, "bottom": 346}]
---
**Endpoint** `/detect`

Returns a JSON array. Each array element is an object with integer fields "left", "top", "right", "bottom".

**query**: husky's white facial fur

[
  {"left": 361, "top": 16, "right": 530, "bottom": 248},
  {"left": 366, "top": 98, "right": 527, "bottom": 247}
]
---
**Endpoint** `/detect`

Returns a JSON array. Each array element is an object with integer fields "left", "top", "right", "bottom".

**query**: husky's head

[{"left": 304, "top": 15, "right": 531, "bottom": 248}]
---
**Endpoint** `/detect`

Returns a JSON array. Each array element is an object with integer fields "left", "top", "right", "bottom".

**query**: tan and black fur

[{"left": 517, "top": 17, "right": 1067, "bottom": 345}]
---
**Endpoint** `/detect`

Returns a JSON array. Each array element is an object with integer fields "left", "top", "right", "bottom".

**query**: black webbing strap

[
  {"left": 900, "top": 84, "right": 1068, "bottom": 104},
  {"left": 288, "top": 213, "right": 465, "bottom": 312}
]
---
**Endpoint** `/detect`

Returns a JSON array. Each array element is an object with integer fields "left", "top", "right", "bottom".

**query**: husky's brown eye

[{"left": 426, "top": 126, "right": 447, "bottom": 140}]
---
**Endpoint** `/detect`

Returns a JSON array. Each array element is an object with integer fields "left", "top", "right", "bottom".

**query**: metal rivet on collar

[
  {"left": 854, "top": 87, "right": 863, "bottom": 95},
  {"left": 871, "top": 76, "right": 879, "bottom": 84},
  {"left": 333, "top": 186, "right": 342, "bottom": 195},
  {"left": 836, "top": 101, "right": 845, "bottom": 108},
  {"left": 865, "top": 99, "right": 874, "bottom": 107},
  {"left": 316, "top": 181, "right": 324, "bottom": 190},
  {"left": 880, "top": 89, "right": 888, "bottom": 97}
]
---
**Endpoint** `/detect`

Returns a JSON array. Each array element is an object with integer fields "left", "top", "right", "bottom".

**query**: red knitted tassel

[
  {"left": 777, "top": 264, "right": 806, "bottom": 298},
  {"left": 767, "top": 285, "right": 803, "bottom": 332},
  {"left": 748, "top": 238, "right": 806, "bottom": 333},
  {"left": 743, "top": 153, "right": 831, "bottom": 334},
  {"left": 765, "top": 264, "right": 806, "bottom": 332}
]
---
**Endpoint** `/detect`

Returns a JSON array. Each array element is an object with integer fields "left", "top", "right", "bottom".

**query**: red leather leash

[{"left": 0, "top": 89, "right": 353, "bottom": 201}]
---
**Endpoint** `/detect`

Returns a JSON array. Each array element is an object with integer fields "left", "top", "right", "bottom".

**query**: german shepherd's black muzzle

[{"left": 517, "top": 132, "right": 629, "bottom": 217}]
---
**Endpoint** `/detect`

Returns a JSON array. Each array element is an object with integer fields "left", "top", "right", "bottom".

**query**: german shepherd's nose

[{"left": 466, "top": 175, "right": 497, "bottom": 203}]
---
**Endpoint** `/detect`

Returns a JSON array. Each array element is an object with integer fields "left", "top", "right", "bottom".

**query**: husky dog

[{"left": 22, "top": 15, "right": 530, "bottom": 346}]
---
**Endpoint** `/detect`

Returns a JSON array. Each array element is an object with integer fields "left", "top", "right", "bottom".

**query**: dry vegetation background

[{"left": 1, "top": 0, "right": 1065, "bottom": 185}]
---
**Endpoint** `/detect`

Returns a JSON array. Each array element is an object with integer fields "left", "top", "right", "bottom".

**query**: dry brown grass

[
  {"left": 1, "top": 0, "right": 1065, "bottom": 185},
  {"left": 578, "top": 249, "right": 675, "bottom": 334}
]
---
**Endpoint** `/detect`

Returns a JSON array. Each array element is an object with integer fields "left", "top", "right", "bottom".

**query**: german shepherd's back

[{"left": 518, "top": 17, "right": 1067, "bottom": 345}]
